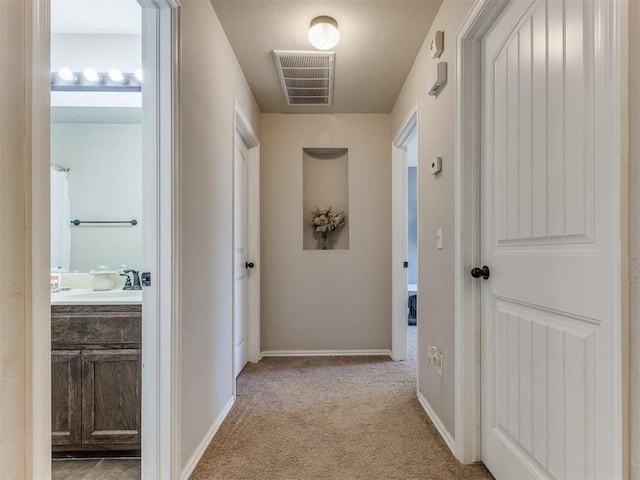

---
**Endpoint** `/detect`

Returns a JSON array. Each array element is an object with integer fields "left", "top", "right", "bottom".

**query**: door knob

[
  {"left": 470, "top": 266, "right": 490, "bottom": 279},
  {"left": 245, "top": 261, "right": 255, "bottom": 269}
]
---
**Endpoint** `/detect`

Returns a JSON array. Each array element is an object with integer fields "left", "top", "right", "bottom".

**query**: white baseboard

[
  {"left": 260, "top": 349, "right": 392, "bottom": 357},
  {"left": 417, "top": 391, "right": 457, "bottom": 457},
  {"left": 181, "top": 396, "right": 235, "bottom": 480}
]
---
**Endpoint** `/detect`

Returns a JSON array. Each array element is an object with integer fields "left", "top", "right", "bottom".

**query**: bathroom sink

[{"left": 51, "top": 289, "right": 142, "bottom": 305}]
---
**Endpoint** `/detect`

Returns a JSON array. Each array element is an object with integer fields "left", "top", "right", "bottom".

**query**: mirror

[{"left": 50, "top": 16, "right": 143, "bottom": 273}]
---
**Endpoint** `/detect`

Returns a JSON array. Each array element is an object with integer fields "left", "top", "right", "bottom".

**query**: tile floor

[{"left": 52, "top": 458, "right": 140, "bottom": 480}]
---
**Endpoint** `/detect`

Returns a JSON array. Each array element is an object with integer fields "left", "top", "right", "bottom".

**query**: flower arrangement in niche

[{"left": 310, "top": 206, "right": 346, "bottom": 250}]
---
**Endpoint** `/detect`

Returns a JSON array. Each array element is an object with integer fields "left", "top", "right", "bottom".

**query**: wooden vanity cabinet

[
  {"left": 51, "top": 350, "right": 82, "bottom": 445},
  {"left": 51, "top": 305, "right": 141, "bottom": 453}
]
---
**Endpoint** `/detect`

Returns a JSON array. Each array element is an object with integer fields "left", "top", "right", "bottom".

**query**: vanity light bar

[{"left": 51, "top": 69, "right": 142, "bottom": 92}]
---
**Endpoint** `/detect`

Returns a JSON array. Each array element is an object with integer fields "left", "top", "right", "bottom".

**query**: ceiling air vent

[{"left": 273, "top": 50, "right": 335, "bottom": 106}]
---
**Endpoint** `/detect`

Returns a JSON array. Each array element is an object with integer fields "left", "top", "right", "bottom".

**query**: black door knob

[
  {"left": 470, "top": 266, "right": 490, "bottom": 279},
  {"left": 245, "top": 261, "right": 255, "bottom": 269}
]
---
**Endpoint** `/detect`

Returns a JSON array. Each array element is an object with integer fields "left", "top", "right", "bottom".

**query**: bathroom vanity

[{"left": 51, "top": 300, "right": 141, "bottom": 453}]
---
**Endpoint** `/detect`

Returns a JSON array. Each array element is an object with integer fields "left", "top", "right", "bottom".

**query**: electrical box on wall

[
  {"left": 428, "top": 62, "right": 447, "bottom": 96},
  {"left": 431, "top": 156, "right": 442, "bottom": 175},
  {"left": 430, "top": 30, "right": 444, "bottom": 58}
]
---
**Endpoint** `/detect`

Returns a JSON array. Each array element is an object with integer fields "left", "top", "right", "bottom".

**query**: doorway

[
  {"left": 406, "top": 131, "right": 418, "bottom": 363},
  {"left": 34, "top": 0, "right": 179, "bottom": 477},
  {"left": 392, "top": 105, "right": 419, "bottom": 364},
  {"left": 233, "top": 104, "right": 260, "bottom": 383},
  {"left": 50, "top": 1, "right": 144, "bottom": 476}
]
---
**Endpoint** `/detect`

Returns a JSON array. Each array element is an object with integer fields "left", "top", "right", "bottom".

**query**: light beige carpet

[{"left": 190, "top": 354, "right": 492, "bottom": 480}]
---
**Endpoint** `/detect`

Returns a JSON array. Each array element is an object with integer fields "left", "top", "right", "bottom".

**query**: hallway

[{"left": 190, "top": 350, "right": 492, "bottom": 479}]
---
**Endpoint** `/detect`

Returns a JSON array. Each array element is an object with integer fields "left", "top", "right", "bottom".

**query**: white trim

[
  {"left": 233, "top": 102, "right": 261, "bottom": 366},
  {"left": 140, "top": 2, "right": 180, "bottom": 478},
  {"left": 454, "top": 0, "right": 508, "bottom": 465},
  {"left": 247, "top": 143, "right": 261, "bottom": 363},
  {"left": 261, "top": 349, "right": 392, "bottom": 358},
  {"left": 180, "top": 396, "right": 235, "bottom": 480},
  {"left": 391, "top": 101, "right": 419, "bottom": 362},
  {"left": 29, "top": 0, "right": 52, "bottom": 477},
  {"left": 171, "top": 9, "right": 183, "bottom": 479},
  {"left": 417, "top": 392, "right": 456, "bottom": 457},
  {"left": 597, "top": 0, "right": 626, "bottom": 475},
  {"left": 235, "top": 104, "right": 259, "bottom": 149}
]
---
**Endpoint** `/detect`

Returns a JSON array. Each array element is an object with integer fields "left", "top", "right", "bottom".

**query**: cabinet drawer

[{"left": 52, "top": 305, "right": 141, "bottom": 348}]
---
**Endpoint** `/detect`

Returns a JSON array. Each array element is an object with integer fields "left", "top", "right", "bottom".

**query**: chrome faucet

[{"left": 122, "top": 269, "right": 142, "bottom": 290}]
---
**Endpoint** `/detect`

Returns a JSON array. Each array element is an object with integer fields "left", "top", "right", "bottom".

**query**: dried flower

[{"left": 310, "top": 206, "right": 346, "bottom": 234}]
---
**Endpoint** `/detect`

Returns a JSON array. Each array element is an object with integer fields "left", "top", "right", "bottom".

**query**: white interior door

[
  {"left": 234, "top": 137, "right": 249, "bottom": 377},
  {"left": 481, "top": 1, "right": 621, "bottom": 478}
]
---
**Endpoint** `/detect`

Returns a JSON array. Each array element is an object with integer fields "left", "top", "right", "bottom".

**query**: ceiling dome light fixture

[{"left": 308, "top": 16, "right": 340, "bottom": 50}]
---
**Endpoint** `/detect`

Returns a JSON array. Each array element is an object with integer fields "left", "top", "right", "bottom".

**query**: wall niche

[{"left": 303, "top": 147, "right": 349, "bottom": 250}]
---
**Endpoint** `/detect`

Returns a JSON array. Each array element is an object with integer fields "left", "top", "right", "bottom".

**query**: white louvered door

[{"left": 481, "top": 0, "right": 620, "bottom": 478}]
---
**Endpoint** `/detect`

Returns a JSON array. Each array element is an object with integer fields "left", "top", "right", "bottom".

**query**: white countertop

[{"left": 51, "top": 288, "right": 142, "bottom": 306}]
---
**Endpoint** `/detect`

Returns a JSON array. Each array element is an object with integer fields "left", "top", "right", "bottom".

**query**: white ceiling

[{"left": 210, "top": 0, "right": 443, "bottom": 114}]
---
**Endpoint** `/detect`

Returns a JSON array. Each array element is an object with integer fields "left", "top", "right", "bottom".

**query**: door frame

[
  {"left": 391, "top": 102, "right": 419, "bottom": 362},
  {"left": 453, "top": 0, "right": 628, "bottom": 472},
  {"left": 30, "top": 0, "right": 182, "bottom": 477},
  {"left": 232, "top": 101, "right": 260, "bottom": 391},
  {"left": 30, "top": 0, "right": 52, "bottom": 477},
  {"left": 139, "top": 1, "right": 181, "bottom": 478}
]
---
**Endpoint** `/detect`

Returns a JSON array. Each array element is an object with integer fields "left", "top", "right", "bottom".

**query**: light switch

[{"left": 437, "top": 228, "right": 443, "bottom": 249}]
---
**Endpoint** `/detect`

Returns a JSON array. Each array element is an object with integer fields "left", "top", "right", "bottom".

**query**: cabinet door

[
  {"left": 51, "top": 350, "right": 82, "bottom": 445},
  {"left": 81, "top": 349, "right": 141, "bottom": 445}
]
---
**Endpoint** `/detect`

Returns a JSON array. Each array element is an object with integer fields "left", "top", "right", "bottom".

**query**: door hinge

[{"left": 403, "top": 261, "right": 408, "bottom": 268}]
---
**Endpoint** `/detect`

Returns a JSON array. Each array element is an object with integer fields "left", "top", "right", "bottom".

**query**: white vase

[{"left": 90, "top": 273, "right": 113, "bottom": 291}]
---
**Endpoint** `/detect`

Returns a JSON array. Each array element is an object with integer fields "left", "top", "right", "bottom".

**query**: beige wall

[
  {"left": 260, "top": 114, "right": 391, "bottom": 352},
  {"left": 391, "top": 0, "right": 474, "bottom": 436},
  {"left": 0, "top": 0, "right": 49, "bottom": 477},
  {"left": 179, "top": 0, "right": 260, "bottom": 471},
  {"left": 0, "top": 1, "right": 28, "bottom": 477},
  {"left": 629, "top": 1, "right": 640, "bottom": 477}
]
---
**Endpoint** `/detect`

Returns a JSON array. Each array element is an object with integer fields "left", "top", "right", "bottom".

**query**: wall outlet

[
  {"left": 431, "top": 156, "right": 442, "bottom": 175},
  {"left": 427, "top": 345, "right": 444, "bottom": 375}
]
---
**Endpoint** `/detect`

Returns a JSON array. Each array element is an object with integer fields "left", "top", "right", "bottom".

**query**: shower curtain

[{"left": 51, "top": 167, "right": 71, "bottom": 271}]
